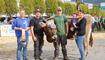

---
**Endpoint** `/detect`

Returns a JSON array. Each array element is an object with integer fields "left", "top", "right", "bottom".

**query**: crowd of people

[{"left": 92, "top": 15, "right": 105, "bottom": 32}]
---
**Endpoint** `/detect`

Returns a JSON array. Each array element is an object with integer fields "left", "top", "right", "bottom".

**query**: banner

[{"left": 0, "top": 25, "right": 15, "bottom": 36}]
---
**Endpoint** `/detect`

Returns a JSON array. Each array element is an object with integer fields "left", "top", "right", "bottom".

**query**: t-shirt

[
  {"left": 12, "top": 17, "right": 30, "bottom": 38},
  {"left": 70, "top": 18, "right": 78, "bottom": 27},
  {"left": 71, "top": 18, "right": 78, "bottom": 23},
  {"left": 30, "top": 17, "right": 45, "bottom": 34},
  {"left": 95, "top": 18, "right": 100, "bottom": 22},
  {"left": 54, "top": 15, "right": 68, "bottom": 36},
  {"left": 9, "top": 20, "right": 13, "bottom": 24}
]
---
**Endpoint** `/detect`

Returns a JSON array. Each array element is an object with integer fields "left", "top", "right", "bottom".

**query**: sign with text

[{"left": 0, "top": 25, "right": 15, "bottom": 36}]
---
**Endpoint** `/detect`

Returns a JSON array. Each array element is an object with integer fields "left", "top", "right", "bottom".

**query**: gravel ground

[{"left": 0, "top": 33, "right": 105, "bottom": 60}]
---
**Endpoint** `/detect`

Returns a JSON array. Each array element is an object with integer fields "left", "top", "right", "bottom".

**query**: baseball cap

[
  {"left": 57, "top": 7, "right": 62, "bottom": 11},
  {"left": 36, "top": 9, "right": 40, "bottom": 12}
]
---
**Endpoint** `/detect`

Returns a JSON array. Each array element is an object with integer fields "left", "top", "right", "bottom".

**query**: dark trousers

[
  {"left": 53, "top": 34, "right": 67, "bottom": 57},
  {"left": 34, "top": 34, "right": 44, "bottom": 59},
  {"left": 92, "top": 22, "right": 100, "bottom": 32}
]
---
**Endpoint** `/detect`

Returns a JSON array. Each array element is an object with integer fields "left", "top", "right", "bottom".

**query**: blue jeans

[
  {"left": 17, "top": 36, "right": 29, "bottom": 60},
  {"left": 75, "top": 35, "right": 85, "bottom": 60}
]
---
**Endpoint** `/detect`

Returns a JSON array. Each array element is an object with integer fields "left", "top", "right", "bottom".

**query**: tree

[
  {"left": 45, "top": 0, "right": 58, "bottom": 16},
  {"left": 100, "top": 10, "right": 105, "bottom": 17},
  {"left": 4, "top": 0, "right": 18, "bottom": 17},
  {"left": 20, "top": 0, "right": 34, "bottom": 15},
  {"left": 0, "top": 0, "right": 5, "bottom": 14},
  {"left": 89, "top": 7, "right": 100, "bottom": 16},
  {"left": 58, "top": 0, "right": 65, "bottom": 13},
  {"left": 71, "top": 4, "right": 77, "bottom": 13},
  {"left": 33, "top": 0, "right": 46, "bottom": 14},
  {"left": 64, "top": 2, "right": 73, "bottom": 15},
  {"left": 79, "top": 4, "right": 88, "bottom": 14}
]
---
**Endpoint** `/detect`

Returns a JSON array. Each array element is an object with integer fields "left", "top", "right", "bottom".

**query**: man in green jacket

[{"left": 53, "top": 7, "right": 69, "bottom": 60}]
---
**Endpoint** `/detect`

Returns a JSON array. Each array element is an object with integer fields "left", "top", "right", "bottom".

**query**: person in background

[
  {"left": 12, "top": 9, "right": 30, "bottom": 60},
  {"left": 53, "top": 7, "right": 69, "bottom": 60},
  {"left": 91, "top": 14, "right": 96, "bottom": 32},
  {"left": 102, "top": 17, "right": 105, "bottom": 30},
  {"left": 9, "top": 17, "right": 15, "bottom": 24},
  {"left": 30, "top": 9, "right": 45, "bottom": 60},
  {"left": 92, "top": 15, "right": 100, "bottom": 32},
  {"left": 3, "top": 17, "right": 8, "bottom": 24},
  {"left": 98, "top": 17, "right": 102, "bottom": 31},
  {"left": 71, "top": 13, "right": 78, "bottom": 28}
]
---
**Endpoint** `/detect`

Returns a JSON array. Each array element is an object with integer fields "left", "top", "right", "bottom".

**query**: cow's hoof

[
  {"left": 53, "top": 57, "right": 59, "bottom": 60},
  {"left": 64, "top": 56, "right": 69, "bottom": 60}
]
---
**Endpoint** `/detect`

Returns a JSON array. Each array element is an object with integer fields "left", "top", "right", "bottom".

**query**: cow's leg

[
  {"left": 84, "top": 28, "right": 92, "bottom": 57},
  {"left": 84, "top": 38, "right": 89, "bottom": 57},
  {"left": 89, "top": 32, "right": 93, "bottom": 47}
]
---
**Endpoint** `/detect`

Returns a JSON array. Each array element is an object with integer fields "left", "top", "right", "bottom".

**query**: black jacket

[{"left": 75, "top": 17, "right": 86, "bottom": 36}]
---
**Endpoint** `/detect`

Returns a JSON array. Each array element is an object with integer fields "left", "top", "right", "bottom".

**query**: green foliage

[
  {"left": 33, "top": 0, "right": 46, "bottom": 14},
  {"left": 4, "top": 0, "right": 18, "bottom": 16},
  {"left": 71, "top": 4, "right": 77, "bottom": 13},
  {"left": 45, "top": 0, "right": 58, "bottom": 16},
  {"left": 76, "top": 0, "right": 81, "bottom": 5},
  {"left": 0, "top": 0, "right": 5, "bottom": 14},
  {"left": 89, "top": 7, "right": 100, "bottom": 16},
  {"left": 64, "top": 2, "right": 76, "bottom": 15},
  {"left": 20, "top": 0, "right": 34, "bottom": 15},
  {"left": 99, "top": 10, "right": 105, "bottom": 17},
  {"left": 58, "top": 0, "right": 65, "bottom": 13},
  {"left": 79, "top": 4, "right": 88, "bottom": 14}
]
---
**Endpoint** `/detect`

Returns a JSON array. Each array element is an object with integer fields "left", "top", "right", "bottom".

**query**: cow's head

[{"left": 40, "top": 19, "right": 57, "bottom": 43}]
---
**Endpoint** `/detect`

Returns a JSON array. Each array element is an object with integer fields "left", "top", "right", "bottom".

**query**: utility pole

[
  {"left": 82, "top": 0, "right": 84, "bottom": 3},
  {"left": 17, "top": 0, "right": 20, "bottom": 8}
]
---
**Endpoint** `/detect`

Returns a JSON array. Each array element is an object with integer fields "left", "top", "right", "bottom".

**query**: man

[
  {"left": 12, "top": 10, "right": 30, "bottom": 60},
  {"left": 30, "top": 9, "right": 45, "bottom": 60},
  {"left": 91, "top": 14, "right": 96, "bottom": 32},
  {"left": 53, "top": 7, "right": 69, "bottom": 60},
  {"left": 92, "top": 15, "right": 100, "bottom": 32}
]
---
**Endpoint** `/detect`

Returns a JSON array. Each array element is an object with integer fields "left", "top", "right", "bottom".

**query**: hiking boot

[{"left": 64, "top": 56, "right": 69, "bottom": 60}]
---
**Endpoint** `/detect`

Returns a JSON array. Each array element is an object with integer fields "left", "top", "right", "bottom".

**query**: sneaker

[{"left": 64, "top": 56, "right": 69, "bottom": 60}]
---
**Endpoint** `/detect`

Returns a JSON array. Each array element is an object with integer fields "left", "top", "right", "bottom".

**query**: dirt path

[{"left": 0, "top": 33, "right": 105, "bottom": 60}]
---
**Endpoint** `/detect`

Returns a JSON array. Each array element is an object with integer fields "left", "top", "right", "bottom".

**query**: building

[
  {"left": 99, "top": 2, "right": 105, "bottom": 10},
  {"left": 85, "top": 3, "right": 93, "bottom": 9}
]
